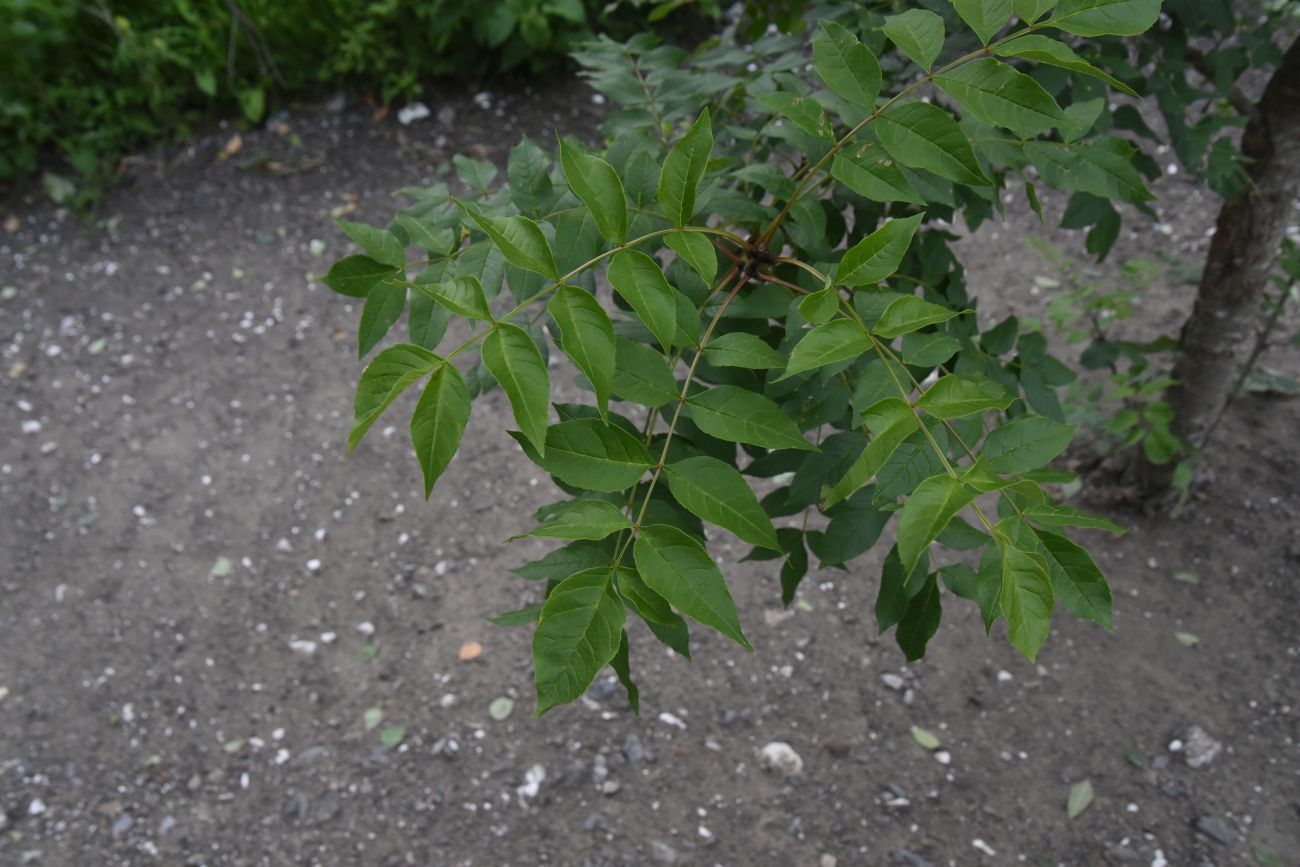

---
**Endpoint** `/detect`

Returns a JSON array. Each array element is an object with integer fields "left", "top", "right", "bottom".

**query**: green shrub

[
  {"left": 0, "top": 0, "right": 678, "bottom": 204},
  {"left": 325, "top": 0, "right": 1163, "bottom": 713}
]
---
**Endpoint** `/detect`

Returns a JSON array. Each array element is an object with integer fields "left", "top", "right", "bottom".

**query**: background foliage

[{"left": 0, "top": 0, "right": 686, "bottom": 204}]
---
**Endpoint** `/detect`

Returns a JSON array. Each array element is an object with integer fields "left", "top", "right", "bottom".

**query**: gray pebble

[
  {"left": 587, "top": 675, "right": 618, "bottom": 702},
  {"left": 891, "top": 851, "right": 936, "bottom": 867},
  {"left": 623, "top": 734, "right": 645, "bottom": 763},
  {"left": 110, "top": 813, "right": 133, "bottom": 839},
  {"left": 649, "top": 840, "right": 680, "bottom": 864},
  {"left": 1196, "top": 816, "right": 1234, "bottom": 845}
]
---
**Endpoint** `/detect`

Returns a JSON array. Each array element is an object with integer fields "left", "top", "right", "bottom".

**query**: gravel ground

[{"left": 2, "top": 77, "right": 1298, "bottom": 867}]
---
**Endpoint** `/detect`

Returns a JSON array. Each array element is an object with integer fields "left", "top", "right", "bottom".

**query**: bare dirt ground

[{"left": 1, "top": 77, "right": 1298, "bottom": 867}]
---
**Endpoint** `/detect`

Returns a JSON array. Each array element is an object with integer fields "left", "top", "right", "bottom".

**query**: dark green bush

[{"left": 0, "top": 0, "right": 680, "bottom": 204}]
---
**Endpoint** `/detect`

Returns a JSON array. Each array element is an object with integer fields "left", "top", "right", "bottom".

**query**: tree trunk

[{"left": 1162, "top": 36, "right": 1300, "bottom": 464}]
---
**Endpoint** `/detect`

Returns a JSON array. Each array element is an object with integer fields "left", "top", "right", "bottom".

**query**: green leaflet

[
  {"left": 832, "top": 150, "right": 925, "bottom": 205},
  {"left": 522, "top": 499, "right": 632, "bottom": 541},
  {"left": 915, "top": 374, "right": 1013, "bottom": 418},
  {"left": 941, "top": 546, "right": 1002, "bottom": 632},
  {"left": 459, "top": 202, "right": 559, "bottom": 280},
  {"left": 528, "top": 418, "right": 654, "bottom": 492},
  {"left": 665, "top": 232, "right": 718, "bottom": 286},
  {"left": 633, "top": 524, "right": 751, "bottom": 649},
  {"left": 1013, "top": 0, "right": 1058, "bottom": 22},
  {"left": 687, "top": 385, "right": 816, "bottom": 451},
  {"left": 934, "top": 58, "right": 1066, "bottom": 139},
  {"left": 756, "top": 91, "right": 835, "bottom": 140},
  {"left": 548, "top": 285, "right": 615, "bottom": 419},
  {"left": 658, "top": 109, "right": 714, "bottom": 226},
  {"left": 483, "top": 323, "right": 550, "bottom": 456},
  {"left": 1047, "top": 0, "right": 1160, "bottom": 36},
  {"left": 703, "top": 332, "right": 784, "bottom": 369},
  {"left": 782, "top": 319, "right": 873, "bottom": 379},
  {"left": 999, "top": 542, "right": 1055, "bottom": 660},
  {"left": 610, "top": 629, "right": 639, "bottom": 713},
  {"left": 835, "top": 213, "right": 924, "bottom": 287},
  {"left": 875, "top": 544, "right": 930, "bottom": 633},
  {"left": 981, "top": 416, "right": 1076, "bottom": 472},
  {"left": 324, "top": 255, "right": 400, "bottom": 298},
  {"left": 1033, "top": 526, "right": 1113, "bottom": 629},
  {"left": 607, "top": 250, "right": 680, "bottom": 353},
  {"left": 1024, "top": 138, "right": 1154, "bottom": 203},
  {"left": 880, "top": 9, "right": 945, "bottom": 72},
  {"left": 336, "top": 218, "right": 405, "bottom": 268},
  {"left": 813, "top": 486, "right": 891, "bottom": 567},
  {"left": 613, "top": 338, "right": 679, "bottom": 406},
  {"left": 995, "top": 35, "right": 1139, "bottom": 96},
  {"left": 1021, "top": 502, "right": 1126, "bottom": 534},
  {"left": 508, "top": 137, "right": 554, "bottom": 217},
  {"left": 357, "top": 280, "right": 405, "bottom": 358},
  {"left": 617, "top": 567, "right": 675, "bottom": 624},
  {"left": 664, "top": 456, "right": 780, "bottom": 550},
  {"left": 822, "top": 397, "right": 918, "bottom": 508},
  {"left": 532, "top": 568, "right": 626, "bottom": 714},
  {"left": 512, "top": 539, "right": 613, "bottom": 581},
  {"left": 896, "top": 572, "right": 943, "bottom": 661},
  {"left": 413, "top": 274, "right": 493, "bottom": 320},
  {"left": 559, "top": 139, "right": 628, "bottom": 244},
  {"left": 454, "top": 154, "right": 498, "bottom": 192},
  {"left": 876, "top": 102, "right": 993, "bottom": 187},
  {"left": 873, "top": 296, "right": 962, "bottom": 338},
  {"left": 812, "top": 20, "right": 882, "bottom": 109},
  {"left": 896, "top": 473, "right": 976, "bottom": 574},
  {"left": 408, "top": 292, "right": 450, "bottom": 350},
  {"left": 1000, "top": 517, "right": 1112, "bottom": 629},
  {"left": 952, "top": 0, "right": 1013, "bottom": 44},
  {"left": 798, "top": 287, "right": 840, "bottom": 325},
  {"left": 410, "top": 362, "right": 471, "bottom": 497},
  {"left": 900, "top": 332, "right": 960, "bottom": 366},
  {"left": 350, "top": 343, "right": 440, "bottom": 450},
  {"left": 396, "top": 214, "right": 455, "bottom": 256},
  {"left": 487, "top": 603, "right": 544, "bottom": 627}
]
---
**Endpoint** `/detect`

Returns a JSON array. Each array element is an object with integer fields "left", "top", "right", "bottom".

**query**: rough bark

[{"left": 1164, "top": 35, "right": 1300, "bottom": 458}]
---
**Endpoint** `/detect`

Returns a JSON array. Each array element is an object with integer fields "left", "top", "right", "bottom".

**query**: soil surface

[{"left": 2, "top": 76, "right": 1298, "bottom": 867}]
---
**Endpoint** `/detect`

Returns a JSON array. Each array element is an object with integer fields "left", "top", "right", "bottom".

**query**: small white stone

[
  {"left": 305, "top": 559, "right": 322, "bottom": 573},
  {"left": 357, "top": 621, "right": 375, "bottom": 636},
  {"left": 759, "top": 741, "right": 804, "bottom": 776},
  {"left": 314, "top": 528, "right": 327, "bottom": 541},
  {"left": 996, "top": 670, "right": 1013, "bottom": 682},
  {"left": 28, "top": 798, "right": 46, "bottom": 816},
  {"left": 881, "top": 673, "right": 906, "bottom": 690},
  {"left": 972, "top": 839, "right": 996, "bottom": 857},
  {"left": 658, "top": 712, "right": 687, "bottom": 730},
  {"left": 934, "top": 750, "right": 952, "bottom": 765},
  {"left": 275, "top": 538, "right": 293, "bottom": 552},
  {"left": 1168, "top": 738, "right": 1184, "bottom": 752},
  {"left": 516, "top": 764, "right": 546, "bottom": 799},
  {"left": 289, "top": 639, "right": 317, "bottom": 655},
  {"left": 21, "top": 419, "right": 40, "bottom": 434},
  {"left": 397, "top": 102, "right": 431, "bottom": 125},
  {"left": 319, "top": 631, "right": 336, "bottom": 644}
]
